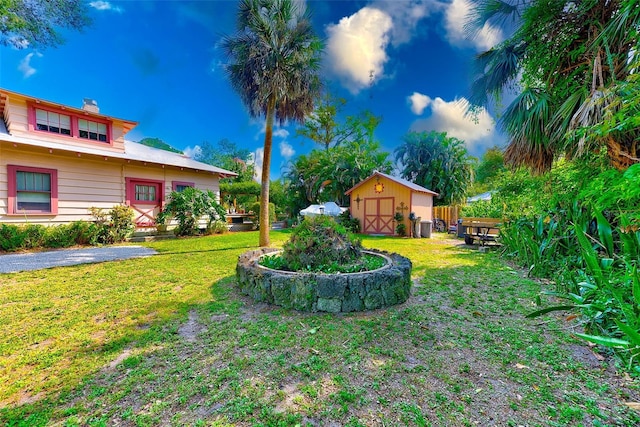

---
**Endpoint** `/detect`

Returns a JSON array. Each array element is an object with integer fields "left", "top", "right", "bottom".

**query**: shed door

[{"left": 363, "top": 197, "right": 394, "bottom": 234}]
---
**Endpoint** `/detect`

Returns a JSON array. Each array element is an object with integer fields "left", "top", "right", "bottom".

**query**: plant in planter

[{"left": 237, "top": 215, "right": 413, "bottom": 312}]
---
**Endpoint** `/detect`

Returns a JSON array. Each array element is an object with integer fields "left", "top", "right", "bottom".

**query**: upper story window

[
  {"left": 78, "top": 119, "right": 107, "bottom": 142},
  {"left": 29, "top": 104, "right": 112, "bottom": 145},
  {"left": 35, "top": 109, "right": 71, "bottom": 136}
]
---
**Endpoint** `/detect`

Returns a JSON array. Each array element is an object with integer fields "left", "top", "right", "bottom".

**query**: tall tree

[
  {"left": 296, "top": 93, "right": 382, "bottom": 151},
  {"left": 138, "top": 137, "right": 183, "bottom": 154},
  {"left": 395, "top": 131, "right": 472, "bottom": 205},
  {"left": 469, "top": 0, "right": 640, "bottom": 172},
  {"left": 195, "top": 139, "right": 255, "bottom": 183},
  {"left": 0, "top": 0, "right": 90, "bottom": 49},
  {"left": 223, "top": 0, "right": 322, "bottom": 247},
  {"left": 285, "top": 138, "right": 392, "bottom": 209}
]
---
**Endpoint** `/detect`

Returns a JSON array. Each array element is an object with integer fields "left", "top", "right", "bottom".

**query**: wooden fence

[{"left": 433, "top": 205, "right": 461, "bottom": 227}]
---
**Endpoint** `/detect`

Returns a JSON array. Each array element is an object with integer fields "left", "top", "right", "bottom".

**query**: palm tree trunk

[{"left": 259, "top": 95, "right": 276, "bottom": 247}]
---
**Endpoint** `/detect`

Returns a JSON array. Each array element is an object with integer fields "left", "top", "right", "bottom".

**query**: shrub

[
  {"left": 280, "top": 216, "right": 363, "bottom": 271},
  {"left": 249, "top": 201, "right": 276, "bottom": 229},
  {"left": 0, "top": 224, "right": 24, "bottom": 252},
  {"left": 159, "top": 187, "right": 226, "bottom": 236},
  {"left": 108, "top": 205, "right": 135, "bottom": 242},
  {"left": 338, "top": 210, "right": 360, "bottom": 233}
]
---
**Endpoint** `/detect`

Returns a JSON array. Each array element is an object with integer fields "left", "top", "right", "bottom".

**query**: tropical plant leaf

[
  {"left": 615, "top": 320, "right": 640, "bottom": 347},
  {"left": 576, "top": 333, "right": 630, "bottom": 348},
  {"left": 595, "top": 210, "right": 614, "bottom": 257},
  {"left": 526, "top": 305, "right": 576, "bottom": 318},
  {"left": 574, "top": 223, "right": 604, "bottom": 286}
]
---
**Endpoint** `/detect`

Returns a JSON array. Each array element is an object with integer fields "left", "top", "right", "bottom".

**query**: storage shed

[{"left": 345, "top": 171, "right": 438, "bottom": 236}]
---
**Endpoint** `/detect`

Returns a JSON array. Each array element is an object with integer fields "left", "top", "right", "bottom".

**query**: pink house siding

[{"left": 0, "top": 88, "right": 235, "bottom": 227}]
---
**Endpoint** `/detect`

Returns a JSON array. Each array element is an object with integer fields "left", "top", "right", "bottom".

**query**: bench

[{"left": 460, "top": 217, "right": 502, "bottom": 245}]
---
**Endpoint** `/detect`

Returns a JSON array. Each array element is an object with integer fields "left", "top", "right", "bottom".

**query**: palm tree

[
  {"left": 468, "top": 0, "right": 639, "bottom": 172},
  {"left": 223, "top": 0, "right": 322, "bottom": 246}
]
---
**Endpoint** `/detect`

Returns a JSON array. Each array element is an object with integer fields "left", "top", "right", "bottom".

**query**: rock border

[{"left": 236, "top": 248, "right": 412, "bottom": 312}]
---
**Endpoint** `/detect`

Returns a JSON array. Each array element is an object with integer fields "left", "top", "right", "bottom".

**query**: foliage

[
  {"left": 469, "top": 146, "right": 506, "bottom": 194},
  {"left": 158, "top": 187, "right": 226, "bottom": 236},
  {"left": 395, "top": 131, "right": 472, "bottom": 205},
  {"left": 0, "top": 0, "right": 91, "bottom": 49},
  {"left": 88, "top": 205, "right": 135, "bottom": 244},
  {"left": 0, "top": 207, "right": 133, "bottom": 252},
  {"left": 222, "top": 0, "right": 323, "bottom": 247},
  {"left": 278, "top": 216, "right": 363, "bottom": 272},
  {"left": 460, "top": 200, "right": 502, "bottom": 219},
  {"left": 338, "top": 210, "right": 360, "bottom": 234},
  {"left": 248, "top": 201, "right": 275, "bottom": 228},
  {"left": 137, "top": 137, "right": 182, "bottom": 154},
  {"left": 261, "top": 251, "right": 384, "bottom": 274},
  {"left": 285, "top": 138, "right": 392, "bottom": 207},
  {"left": 469, "top": 0, "right": 640, "bottom": 172},
  {"left": 494, "top": 159, "right": 640, "bottom": 369},
  {"left": 195, "top": 139, "right": 255, "bottom": 183},
  {"left": 296, "top": 92, "right": 382, "bottom": 151},
  {"left": 394, "top": 212, "right": 406, "bottom": 237}
]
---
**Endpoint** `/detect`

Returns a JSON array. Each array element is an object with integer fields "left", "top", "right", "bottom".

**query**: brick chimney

[{"left": 82, "top": 98, "right": 99, "bottom": 113}]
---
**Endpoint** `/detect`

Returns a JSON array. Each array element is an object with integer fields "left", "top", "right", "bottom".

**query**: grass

[{"left": 1, "top": 231, "right": 639, "bottom": 426}]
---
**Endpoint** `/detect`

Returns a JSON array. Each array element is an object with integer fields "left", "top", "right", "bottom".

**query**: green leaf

[
  {"left": 615, "top": 320, "right": 640, "bottom": 347},
  {"left": 575, "top": 333, "right": 630, "bottom": 348},
  {"left": 595, "top": 210, "right": 614, "bottom": 257},
  {"left": 525, "top": 305, "right": 576, "bottom": 318},
  {"left": 574, "top": 223, "right": 604, "bottom": 286}
]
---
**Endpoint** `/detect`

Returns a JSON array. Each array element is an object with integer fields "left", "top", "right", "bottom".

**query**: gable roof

[{"left": 345, "top": 171, "right": 438, "bottom": 196}]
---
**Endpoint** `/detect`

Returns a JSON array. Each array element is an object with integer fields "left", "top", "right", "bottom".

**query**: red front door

[{"left": 363, "top": 197, "right": 394, "bottom": 234}]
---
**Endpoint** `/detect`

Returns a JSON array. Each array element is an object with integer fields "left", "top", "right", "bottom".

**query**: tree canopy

[
  {"left": 222, "top": 0, "right": 322, "bottom": 246},
  {"left": 0, "top": 0, "right": 90, "bottom": 49},
  {"left": 138, "top": 137, "right": 183, "bottom": 154},
  {"left": 469, "top": 0, "right": 640, "bottom": 172},
  {"left": 194, "top": 139, "right": 255, "bottom": 183},
  {"left": 394, "top": 131, "right": 472, "bottom": 205}
]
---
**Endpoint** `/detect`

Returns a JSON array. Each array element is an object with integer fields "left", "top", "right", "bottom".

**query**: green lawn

[{"left": 1, "top": 231, "right": 638, "bottom": 426}]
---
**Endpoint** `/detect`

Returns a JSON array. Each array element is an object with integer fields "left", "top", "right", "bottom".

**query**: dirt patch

[{"left": 178, "top": 310, "right": 205, "bottom": 342}]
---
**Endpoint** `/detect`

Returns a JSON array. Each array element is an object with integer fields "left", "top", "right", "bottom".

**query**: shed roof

[{"left": 345, "top": 171, "right": 438, "bottom": 196}]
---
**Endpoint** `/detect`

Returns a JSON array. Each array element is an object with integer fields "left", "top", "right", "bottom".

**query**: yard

[{"left": 1, "top": 231, "right": 639, "bottom": 426}]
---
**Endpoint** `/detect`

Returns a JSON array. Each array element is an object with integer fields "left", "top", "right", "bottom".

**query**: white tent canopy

[{"left": 299, "top": 202, "right": 346, "bottom": 217}]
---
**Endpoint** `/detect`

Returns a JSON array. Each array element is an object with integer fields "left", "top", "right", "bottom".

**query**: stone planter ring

[{"left": 236, "top": 248, "right": 412, "bottom": 312}]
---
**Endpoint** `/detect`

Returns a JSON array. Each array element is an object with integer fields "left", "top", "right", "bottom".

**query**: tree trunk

[{"left": 259, "top": 96, "right": 276, "bottom": 247}]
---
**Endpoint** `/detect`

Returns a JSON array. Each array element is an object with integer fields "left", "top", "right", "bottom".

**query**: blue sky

[{"left": 0, "top": 0, "right": 506, "bottom": 180}]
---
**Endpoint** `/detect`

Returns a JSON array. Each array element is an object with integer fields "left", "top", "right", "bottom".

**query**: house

[
  {"left": 0, "top": 88, "right": 236, "bottom": 228},
  {"left": 345, "top": 171, "right": 438, "bottom": 236}
]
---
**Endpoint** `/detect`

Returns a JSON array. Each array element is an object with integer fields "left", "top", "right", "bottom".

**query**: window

[
  {"left": 78, "top": 119, "right": 107, "bottom": 142},
  {"left": 35, "top": 109, "right": 71, "bottom": 136},
  {"left": 172, "top": 181, "right": 195, "bottom": 192},
  {"left": 8, "top": 165, "right": 58, "bottom": 214},
  {"left": 29, "top": 104, "right": 112, "bottom": 144},
  {"left": 135, "top": 184, "right": 157, "bottom": 202}
]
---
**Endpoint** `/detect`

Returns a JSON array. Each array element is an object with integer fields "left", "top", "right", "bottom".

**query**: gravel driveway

[{"left": 0, "top": 246, "right": 157, "bottom": 274}]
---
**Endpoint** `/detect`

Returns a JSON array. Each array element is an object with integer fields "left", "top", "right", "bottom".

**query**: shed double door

[{"left": 364, "top": 197, "right": 394, "bottom": 234}]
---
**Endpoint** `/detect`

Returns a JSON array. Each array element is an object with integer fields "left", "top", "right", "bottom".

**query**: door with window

[
  {"left": 363, "top": 197, "right": 394, "bottom": 234},
  {"left": 126, "top": 178, "right": 164, "bottom": 227}
]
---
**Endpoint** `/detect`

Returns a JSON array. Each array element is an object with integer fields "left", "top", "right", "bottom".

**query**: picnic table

[{"left": 460, "top": 217, "right": 502, "bottom": 245}]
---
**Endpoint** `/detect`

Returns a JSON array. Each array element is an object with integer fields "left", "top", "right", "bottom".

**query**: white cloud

[
  {"left": 273, "top": 128, "right": 290, "bottom": 139},
  {"left": 183, "top": 145, "right": 202, "bottom": 159},
  {"left": 407, "top": 92, "right": 432, "bottom": 115},
  {"left": 18, "top": 52, "right": 42, "bottom": 78},
  {"left": 279, "top": 141, "right": 295, "bottom": 159},
  {"left": 409, "top": 96, "right": 503, "bottom": 156},
  {"left": 372, "top": 0, "right": 437, "bottom": 46},
  {"left": 325, "top": 7, "right": 393, "bottom": 94},
  {"left": 89, "top": 1, "right": 123, "bottom": 13},
  {"left": 253, "top": 148, "right": 264, "bottom": 183},
  {"left": 444, "top": 0, "right": 502, "bottom": 51}
]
